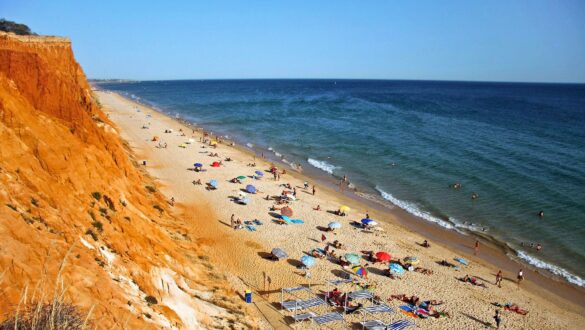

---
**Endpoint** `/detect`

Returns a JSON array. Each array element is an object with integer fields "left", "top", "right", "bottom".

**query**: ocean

[{"left": 97, "top": 79, "right": 585, "bottom": 286}]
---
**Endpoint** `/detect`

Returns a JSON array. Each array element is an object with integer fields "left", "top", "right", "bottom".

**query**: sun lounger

[
  {"left": 282, "top": 299, "right": 304, "bottom": 311},
  {"left": 313, "top": 312, "right": 344, "bottom": 326},
  {"left": 387, "top": 319, "right": 415, "bottom": 329},
  {"left": 292, "top": 312, "right": 316, "bottom": 327},
  {"left": 360, "top": 320, "right": 386, "bottom": 330}
]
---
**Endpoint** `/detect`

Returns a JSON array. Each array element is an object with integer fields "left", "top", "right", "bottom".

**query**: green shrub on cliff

[{"left": 0, "top": 19, "right": 36, "bottom": 35}]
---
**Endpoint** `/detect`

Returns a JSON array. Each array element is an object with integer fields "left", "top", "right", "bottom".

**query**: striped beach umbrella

[
  {"left": 352, "top": 266, "right": 368, "bottom": 277},
  {"left": 361, "top": 218, "right": 378, "bottom": 226},
  {"left": 404, "top": 256, "right": 419, "bottom": 265}
]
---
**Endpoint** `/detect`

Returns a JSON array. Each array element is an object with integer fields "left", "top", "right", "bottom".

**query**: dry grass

[{"left": 0, "top": 245, "right": 94, "bottom": 330}]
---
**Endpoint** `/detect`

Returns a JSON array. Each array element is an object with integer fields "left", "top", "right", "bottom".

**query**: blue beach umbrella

[
  {"left": 328, "top": 221, "right": 342, "bottom": 230},
  {"left": 209, "top": 179, "right": 217, "bottom": 188},
  {"left": 389, "top": 262, "right": 405, "bottom": 275},
  {"left": 345, "top": 253, "right": 361, "bottom": 265},
  {"left": 255, "top": 170, "right": 264, "bottom": 176},
  {"left": 246, "top": 184, "right": 257, "bottom": 193},
  {"left": 361, "top": 218, "right": 378, "bottom": 226},
  {"left": 300, "top": 256, "right": 317, "bottom": 267},
  {"left": 194, "top": 163, "right": 203, "bottom": 168}
]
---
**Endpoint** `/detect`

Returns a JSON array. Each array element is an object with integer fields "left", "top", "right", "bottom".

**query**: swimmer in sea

[{"left": 538, "top": 210, "right": 544, "bottom": 218}]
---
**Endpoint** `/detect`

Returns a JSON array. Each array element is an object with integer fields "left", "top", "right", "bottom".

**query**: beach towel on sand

[
  {"left": 245, "top": 225, "right": 257, "bottom": 232},
  {"left": 291, "top": 219, "right": 304, "bottom": 224}
]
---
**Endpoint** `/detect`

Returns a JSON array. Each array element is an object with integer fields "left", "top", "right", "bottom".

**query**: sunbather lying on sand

[
  {"left": 460, "top": 275, "right": 487, "bottom": 288},
  {"left": 192, "top": 179, "right": 202, "bottom": 185},
  {"left": 332, "top": 240, "right": 345, "bottom": 249},
  {"left": 414, "top": 267, "right": 433, "bottom": 275},
  {"left": 438, "top": 260, "right": 457, "bottom": 268},
  {"left": 493, "top": 302, "right": 529, "bottom": 315}
]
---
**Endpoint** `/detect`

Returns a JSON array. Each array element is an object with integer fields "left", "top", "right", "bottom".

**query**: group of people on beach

[{"left": 146, "top": 120, "right": 537, "bottom": 330}]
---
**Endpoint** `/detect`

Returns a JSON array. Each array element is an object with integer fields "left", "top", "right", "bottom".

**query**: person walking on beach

[
  {"left": 494, "top": 309, "right": 501, "bottom": 329},
  {"left": 474, "top": 240, "right": 480, "bottom": 255},
  {"left": 312, "top": 185, "right": 316, "bottom": 196},
  {"left": 495, "top": 270, "right": 503, "bottom": 288},
  {"left": 517, "top": 269, "right": 524, "bottom": 286},
  {"left": 230, "top": 214, "right": 235, "bottom": 229}
]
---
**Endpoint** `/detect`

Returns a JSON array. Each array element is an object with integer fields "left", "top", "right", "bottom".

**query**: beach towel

[
  {"left": 399, "top": 305, "right": 428, "bottom": 318},
  {"left": 454, "top": 257, "right": 469, "bottom": 266},
  {"left": 245, "top": 225, "right": 257, "bottom": 232},
  {"left": 291, "top": 219, "right": 304, "bottom": 224},
  {"left": 254, "top": 219, "right": 264, "bottom": 225},
  {"left": 280, "top": 215, "right": 292, "bottom": 224}
]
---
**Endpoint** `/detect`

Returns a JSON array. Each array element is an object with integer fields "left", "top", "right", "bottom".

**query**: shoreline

[
  {"left": 97, "top": 89, "right": 585, "bottom": 328},
  {"left": 100, "top": 88, "right": 585, "bottom": 302}
]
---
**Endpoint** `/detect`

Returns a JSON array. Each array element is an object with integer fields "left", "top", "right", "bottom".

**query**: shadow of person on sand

[
  {"left": 218, "top": 220, "right": 232, "bottom": 228},
  {"left": 257, "top": 251, "right": 275, "bottom": 260},
  {"left": 331, "top": 269, "right": 352, "bottom": 280},
  {"left": 460, "top": 312, "right": 492, "bottom": 327},
  {"left": 316, "top": 225, "right": 329, "bottom": 232}
]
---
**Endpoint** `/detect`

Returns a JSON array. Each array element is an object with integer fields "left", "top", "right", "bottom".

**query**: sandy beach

[{"left": 97, "top": 90, "right": 585, "bottom": 329}]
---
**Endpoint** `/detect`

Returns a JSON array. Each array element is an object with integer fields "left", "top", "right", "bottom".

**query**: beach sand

[{"left": 97, "top": 91, "right": 585, "bottom": 329}]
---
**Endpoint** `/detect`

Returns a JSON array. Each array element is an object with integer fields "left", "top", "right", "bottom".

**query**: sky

[{"left": 2, "top": 0, "right": 585, "bottom": 83}]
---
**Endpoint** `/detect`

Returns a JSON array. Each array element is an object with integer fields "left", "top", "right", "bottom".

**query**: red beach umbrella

[
  {"left": 375, "top": 251, "right": 392, "bottom": 262},
  {"left": 281, "top": 206, "right": 293, "bottom": 217},
  {"left": 211, "top": 161, "right": 220, "bottom": 167}
]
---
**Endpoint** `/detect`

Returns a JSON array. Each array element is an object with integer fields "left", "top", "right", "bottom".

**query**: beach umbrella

[
  {"left": 345, "top": 253, "right": 361, "bottom": 265},
  {"left": 361, "top": 218, "right": 378, "bottom": 226},
  {"left": 212, "top": 161, "right": 220, "bottom": 167},
  {"left": 237, "top": 175, "right": 247, "bottom": 181},
  {"left": 352, "top": 266, "right": 368, "bottom": 277},
  {"left": 271, "top": 248, "right": 288, "bottom": 260},
  {"left": 281, "top": 207, "right": 293, "bottom": 217},
  {"left": 238, "top": 191, "right": 248, "bottom": 197},
  {"left": 328, "top": 221, "right": 342, "bottom": 230},
  {"left": 389, "top": 263, "right": 405, "bottom": 274},
  {"left": 255, "top": 170, "right": 264, "bottom": 176},
  {"left": 375, "top": 251, "right": 392, "bottom": 262},
  {"left": 246, "top": 184, "right": 257, "bottom": 193},
  {"left": 241, "top": 197, "right": 251, "bottom": 205},
  {"left": 210, "top": 141, "right": 217, "bottom": 146},
  {"left": 209, "top": 179, "right": 217, "bottom": 188},
  {"left": 300, "top": 256, "right": 317, "bottom": 268},
  {"left": 404, "top": 256, "right": 419, "bottom": 265},
  {"left": 339, "top": 205, "right": 351, "bottom": 212},
  {"left": 194, "top": 163, "right": 203, "bottom": 168}
]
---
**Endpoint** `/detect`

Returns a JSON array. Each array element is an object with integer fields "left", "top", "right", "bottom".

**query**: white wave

[
  {"left": 268, "top": 147, "right": 273, "bottom": 151},
  {"left": 375, "top": 187, "right": 454, "bottom": 229},
  {"left": 246, "top": 143, "right": 254, "bottom": 148},
  {"left": 275, "top": 152, "right": 282, "bottom": 158},
  {"left": 516, "top": 250, "right": 585, "bottom": 287},
  {"left": 308, "top": 158, "right": 338, "bottom": 175}
]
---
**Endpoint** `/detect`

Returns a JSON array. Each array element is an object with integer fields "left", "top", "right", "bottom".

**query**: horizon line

[{"left": 89, "top": 77, "right": 585, "bottom": 85}]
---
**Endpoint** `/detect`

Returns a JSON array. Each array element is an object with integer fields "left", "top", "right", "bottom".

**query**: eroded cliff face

[{"left": 0, "top": 32, "right": 253, "bottom": 329}]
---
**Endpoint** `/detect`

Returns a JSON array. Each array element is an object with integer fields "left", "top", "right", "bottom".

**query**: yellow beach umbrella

[{"left": 339, "top": 205, "right": 350, "bottom": 212}]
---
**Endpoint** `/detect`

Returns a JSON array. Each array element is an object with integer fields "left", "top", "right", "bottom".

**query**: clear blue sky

[{"left": 3, "top": 0, "right": 585, "bottom": 82}]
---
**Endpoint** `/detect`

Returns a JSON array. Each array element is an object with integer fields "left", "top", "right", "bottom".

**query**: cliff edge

[{"left": 0, "top": 31, "right": 254, "bottom": 329}]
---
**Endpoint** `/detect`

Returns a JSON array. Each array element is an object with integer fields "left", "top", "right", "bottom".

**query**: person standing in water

[
  {"left": 474, "top": 240, "right": 480, "bottom": 255},
  {"left": 517, "top": 269, "right": 524, "bottom": 286},
  {"left": 312, "top": 185, "right": 316, "bottom": 196}
]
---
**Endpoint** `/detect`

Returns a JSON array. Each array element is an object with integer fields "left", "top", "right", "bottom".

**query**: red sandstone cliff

[{"left": 0, "top": 31, "right": 253, "bottom": 329}]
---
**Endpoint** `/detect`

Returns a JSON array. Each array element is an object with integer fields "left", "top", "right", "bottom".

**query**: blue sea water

[{"left": 97, "top": 79, "right": 585, "bottom": 286}]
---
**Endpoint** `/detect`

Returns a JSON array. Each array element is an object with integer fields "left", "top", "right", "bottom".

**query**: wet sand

[{"left": 97, "top": 90, "right": 585, "bottom": 329}]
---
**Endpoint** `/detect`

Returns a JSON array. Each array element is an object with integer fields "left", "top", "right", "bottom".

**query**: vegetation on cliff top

[{"left": 0, "top": 19, "right": 36, "bottom": 36}]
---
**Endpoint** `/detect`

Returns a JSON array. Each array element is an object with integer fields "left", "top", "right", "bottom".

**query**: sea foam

[
  {"left": 375, "top": 187, "right": 454, "bottom": 229},
  {"left": 308, "top": 158, "right": 338, "bottom": 175},
  {"left": 516, "top": 250, "right": 585, "bottom": 287}
]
